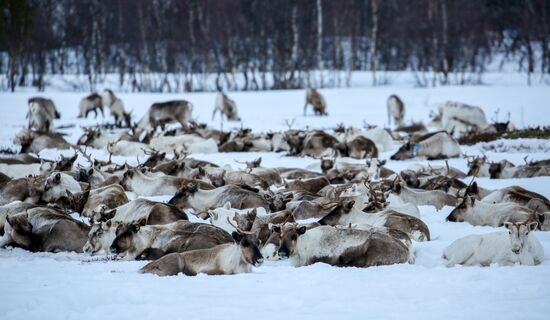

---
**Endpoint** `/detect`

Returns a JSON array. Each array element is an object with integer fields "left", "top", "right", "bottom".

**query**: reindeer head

[
  {"left": 3, "top": 212, "right": 33, "bottom": 251},
  {"left": 55, "top": 153, "right": 78, "bottom": 172},
  {"left": 504, "top": 221, "right": 538, "bottom": 255},
  {"left": 318, "top": 200, "right": 356, "bottom": 226},
  {"left": 446, "top": 196, "right": 476, "bottom": 222},
  {"left": 232, "top": 231, "right": 264, "bottom": 267},
  {"left": 110, "top": 219, "right": 146, "bottom": 259},
  {"left": 77, "top": 128, "right": 101, "bottom": 146},
  {"left": 391, "top": 142, "right": 417, "bottom": 160},
  {"left": 168, "top": 182, "right": 199, "bottom": 208},
  {"left": 84, "top": 220, "right": 118, "bottom": 255},
  {"left": 277, "top": 224, "right": 307, "bottom": 259}
]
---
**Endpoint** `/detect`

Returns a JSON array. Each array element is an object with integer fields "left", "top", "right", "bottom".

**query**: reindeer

[
  {"left": 304, "top": 88, "right": 328, "bottom": 116},
  {"left": 390, "top": 131, "right": 461, "bottom": 160},
  {"left": 91, "top": 198, "right": 187, "bottom": 225},
  {"left": 446, "top": 195, "right": 533, "bottom": 227},
  {"left": 63, "top": 184, "right": 129, "bottom": 217},
  {"left": 389, "top": 179, "right": 456, "bottom": 210},
  {"left": 430, "top": 101, "right": 488, "bottom": 138},
  {"left": 212, "top": 91, "right": 241, "bottom": 121},
  {"left": 317, "top": 200, "right": 430, "bottom": 242},
  {"left": 102, "top": 89, "right": 131, "bottom": 127},
  {"left": 0, "top": 206, "right": 89, "bottom": 253},
  {"left": 277, "top": 224, "right": 410, "bottom": 268},
  {"left": 148, "top": 100, "right": 193, "bottom": 131},
  {"left": 120, "top": 168, "right": 213, "bottom": 196},
  {"left": 387, "top": 94, "right": 405, "bottom": 126},
  {"left": 78, "top": 93, "right": 104, "bottom": 118},
  {"left": 0, "top": 175, "right": 46, "bottom": 205},
  {"left": 14, "top": 129, "right": 70, "bottom": 153},
  {"left": 139, "top": 230, "right": 263, "bottom": 276},
  {"left": 28, "top": 97, "right": 60, "bottom": 119},
  {"left": 443, "top": 221, "right": 543, "bottom": 266},
  {"left": 76, "top": 127, "right": 135, "bottom": 149},
  {"left": 83, "top": 220, "right": 119, "bottom": 256},
  {"left": 168, "top": 183, "right": 269, "bottom": 211},
  {"left": 42, "top": 172, "right": 82, "bottom": 203},
  {"left": 27, "top": 101, "right": 54, "bottom": 132},
  {"left": 109, "top": 221, "right": 233, "bottom": 260},
  {"left": 338, "top": 136, "right": 378, "bottom": 159},
  {"left": 207, "top": 204, "right": 266, "bottom": 233}
]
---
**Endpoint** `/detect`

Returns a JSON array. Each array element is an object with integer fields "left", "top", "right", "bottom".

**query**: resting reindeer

[
  {"left": 446, "top": 195, "right": 533, "bottom": 227},
  {"left": 119, "top": 168, "right": 214, "bottom": 197},
  {"left": 212, "top": 91, "right": 241, "bottom": 121},
  {"left": 391, "top": 131, "right": 461, "bottom": 160},
  {"left": 317, "top": 200, "right": 430, "bottom": 242},
  {"left": 0, "top": 207, "right": 89, "bottom": 253},
  {"left": 387, "top": 94, "right": 405, "bottom": 126},
  {"left": 304, "top": 88, "right": 327, "bottom": 116},
  {"left": 430, "top": 101, "right": 488, "bottom": 138},
  {"left": 168, "top": 183, "right": 269, "bottom": 212},
  {"left": 14, "top": 129, "right": 70, "bottom": 153},
  {"left": 83, "top": 220, "right": 120, "bottom": 256},
  {"left": 139, "top": 230, "right": 263, "bottom": 276},
  {"left": 443, "top": 221, "right": 543, "bottom": 266},
  {"left": 109, "top": 221, "right": 233, "bottom": 260},
  {"left": 277, "top": 224, "right": 410, "bottom": 268},
  {"left": 63, "top": 184, "right": 129, "bottom": 217},
  {"left": 78, "top": 93, "right": 104, "bottom": 118},
  {"left": 91, "top": 198, "right": 188, "bottom": 225}
]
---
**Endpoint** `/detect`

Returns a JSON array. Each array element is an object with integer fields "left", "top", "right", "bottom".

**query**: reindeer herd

[{"left": 1, "top": 88, "right": 549, "bottom": 277}]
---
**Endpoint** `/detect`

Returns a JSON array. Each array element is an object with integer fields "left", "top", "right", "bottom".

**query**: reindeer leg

[{"left": 303, "top": 101, "right": 309, "bottom": 116}]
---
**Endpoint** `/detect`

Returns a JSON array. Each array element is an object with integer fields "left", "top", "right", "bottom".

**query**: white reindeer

[{"left": 443, "top": 221, "right": 543, "bottom": 266}]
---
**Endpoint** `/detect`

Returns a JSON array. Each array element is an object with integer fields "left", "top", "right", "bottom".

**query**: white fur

[
  {"left": 0, "top": 163, "right": 43, "bottom": 178},
  {"left": 42, "top": 172, "right": 82, "bottom": 203},
  {"left": 443, "top": 227, "right": 543, "bottom": 267},
  {"left": 457, "top": 198, "right": 532, "bottom": 227}
]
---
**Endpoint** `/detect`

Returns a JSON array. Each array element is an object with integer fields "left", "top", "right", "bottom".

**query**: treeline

[{"left": 1, "top": 0, "right": 549, "bottom": 92}]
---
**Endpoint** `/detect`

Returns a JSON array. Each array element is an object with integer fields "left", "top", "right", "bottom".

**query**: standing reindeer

[
  {"left": 78, "top": 93, "right": 104, "bottom": 118},
  {"left": 387, "top": 94, "right": 405, "bottom": 126},
  {"left": 212, "top": 91, "right": 241, "bottom": 121},
  {"left": 102, "top": 89, "right": 131, "bottom": 127},
  {"left": 304, "top": 88, "right": 328, "bottom": 116}
]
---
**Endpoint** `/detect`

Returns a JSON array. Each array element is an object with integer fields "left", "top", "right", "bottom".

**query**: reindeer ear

[
  {"left": 470, "top": 197, "right": 475, "bottom": 206},
  {"left": 504, "top": 222, "right": 513, "bottom": 230},
  {"left": 271, "top": 224, "right": 281, "bottom": 233},
  {"left": 131, "top": 223, "right": 141, "bottom": 232},
  {"left": 88, "top": 168, "right": 94, "bottom": 175},
  {"left": 297, "top": 226, "right": 307, "bottom": 235},
  {"left": 138, "top": 218, "right": 147, "bottom": 226},
  {"left": 537, "top": 213, "right": 545, "bottom": 225},
  {"left": 209, "top": 211, "right": 218, "bottom": 220},
  {"left": 232, "top": 231, "right": 243, "bottom": 242},
  {"left": 528, "top": 221, "right": 538, "bottom": 231},
  {"left": 223, "top": 202, "right": 232, "bottom": 210},
  {"left": 105, "top": 209, "right": 116, "bottom": 220},
  {"left": 247, "top": 208, "right": 257, "bottom": 220},
  {"left": 344, "top": 200, "right": 355, "bottom": 212},
  {"left": 470, "top": 182, "right": 478, "bottom": 193},
  {"left": 105, "top": 220, "right": 112, "bottom": 228},
  {"left": 54, "top": 173, "right": 61, "bottom": 183},
  {"left": 187, "top": 182, "right": 198, "bottom": 193}
]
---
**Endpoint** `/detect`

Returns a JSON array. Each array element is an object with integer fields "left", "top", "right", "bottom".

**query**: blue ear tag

[{"left": 412, "top": 143, "right": 420, "bottom": 157}]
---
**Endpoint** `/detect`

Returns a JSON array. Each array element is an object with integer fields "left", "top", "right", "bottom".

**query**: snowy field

[{"left": 1, "top": 76, "right": 550, "bottom": 320}]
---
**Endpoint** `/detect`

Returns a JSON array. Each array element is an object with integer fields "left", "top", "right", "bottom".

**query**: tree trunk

[
  {"left": 370, "top": 0, "right": 379, "bottom": 86},
  {"left": 316, "top": 0, "right": 324, "bottom": 87}
]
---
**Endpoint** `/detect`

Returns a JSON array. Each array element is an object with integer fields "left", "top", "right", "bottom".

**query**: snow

[{"left": 1, "top": 76, "right": 550, "bottom": 320}]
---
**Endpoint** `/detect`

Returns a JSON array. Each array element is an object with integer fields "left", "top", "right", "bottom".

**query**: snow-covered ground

[{"left": 1, "top": 78, "right": 550, "bottom": 320}]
